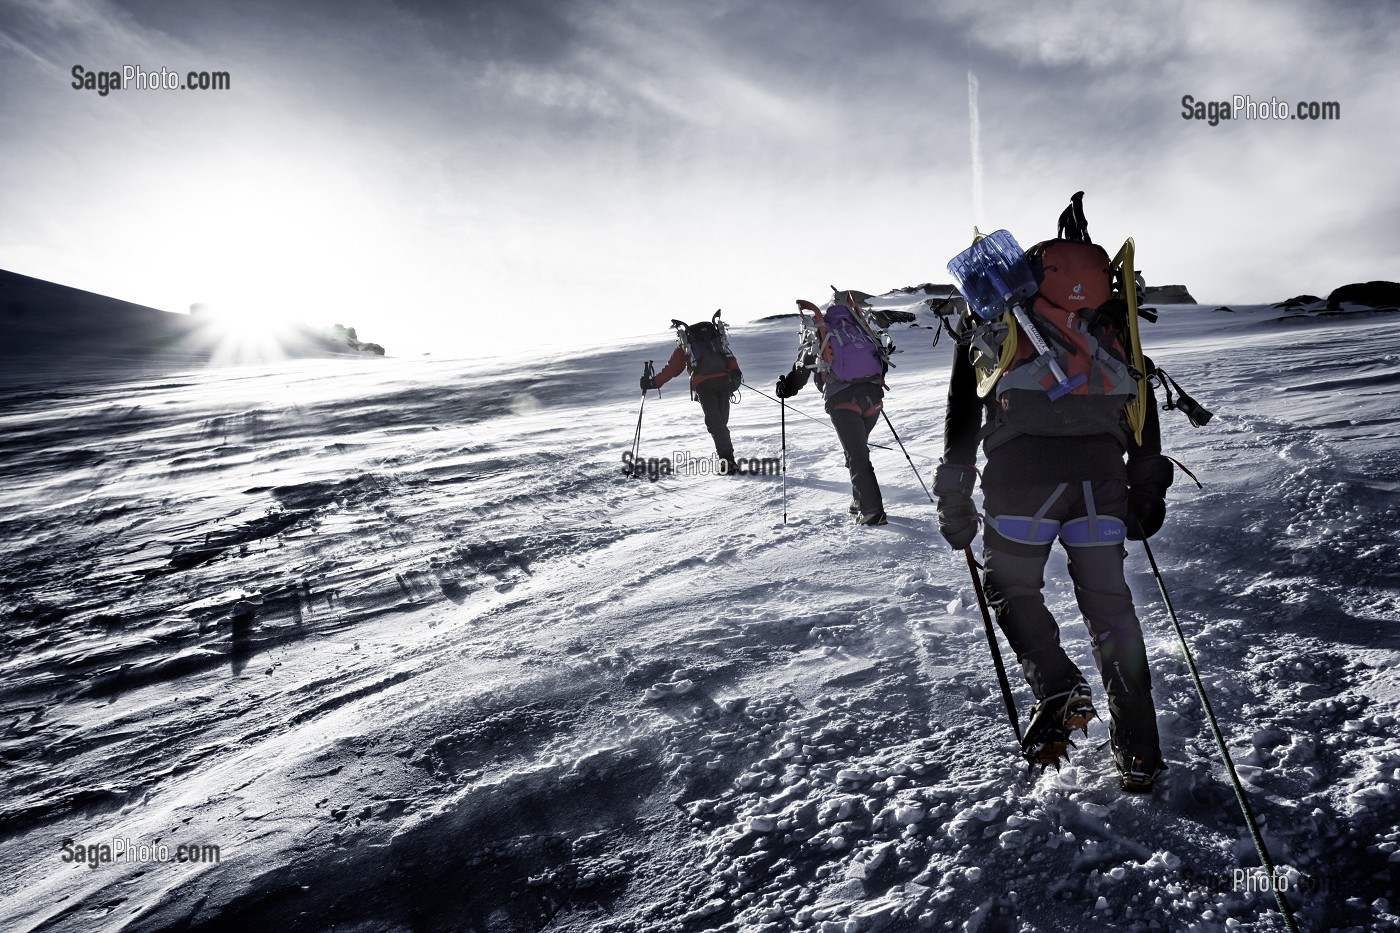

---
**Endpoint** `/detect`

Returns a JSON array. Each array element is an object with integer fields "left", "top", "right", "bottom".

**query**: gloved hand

[
  {"left": 1127, "top": 489, "right": 1165, "bottom": 540},
  {"left": 934, "top": 462, "right": 979, "bottom": 550},
  {"left": 1126, "top": 454, "right": 1173, "bottom": 540},
  {"left": 640, "top": 374, "right": 655, "bottom": 392},
  {"left": 775, "top": 371, "right": 798, "bottom": 399}
]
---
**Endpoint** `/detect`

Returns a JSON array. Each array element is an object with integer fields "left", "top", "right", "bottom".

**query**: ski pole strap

[{"left": 1164, "top": 454, "right": 1202, "bottom": 489}]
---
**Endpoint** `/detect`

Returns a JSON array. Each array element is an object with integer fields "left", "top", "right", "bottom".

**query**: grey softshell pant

[
  {"left": 827, "top": 385, "right": 884, "bottom": 516},
  {"left": 697, "top": 390, "right": 734, "bottom": 461}
]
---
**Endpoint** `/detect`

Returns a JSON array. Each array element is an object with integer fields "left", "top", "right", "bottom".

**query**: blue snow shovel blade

[
  {"left": 1046, "top": 372, "right": 1088, "bottom": 400},
  {"left": 946, "top": 229, "right": 1039, "bottom": 321}
]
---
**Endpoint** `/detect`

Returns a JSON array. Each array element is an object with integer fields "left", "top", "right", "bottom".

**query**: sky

[{"left": 1, "top": 0, "right": 1397, "bottom": 358}]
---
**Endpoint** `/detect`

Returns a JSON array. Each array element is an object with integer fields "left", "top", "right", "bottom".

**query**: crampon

[
  {"left": 1114, "top": 751, "right": 1166, "bottom": 793},
  {"left": 1020, "top": 685, "right": 1098, "bottom": 774}
]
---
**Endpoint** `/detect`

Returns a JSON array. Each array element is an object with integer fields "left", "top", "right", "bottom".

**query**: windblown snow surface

[{"left": 1, "top": 299, "right": 1398, "bottom": 933}]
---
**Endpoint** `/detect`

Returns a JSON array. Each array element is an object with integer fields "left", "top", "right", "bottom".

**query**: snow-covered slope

[{"left": 1, "top": 300, "right": 1397, "bottom": 932}]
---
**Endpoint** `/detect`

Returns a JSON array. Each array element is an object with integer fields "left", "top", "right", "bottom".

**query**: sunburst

[{"left": 188, "top": 302, "right": 299, "bottom": 366}]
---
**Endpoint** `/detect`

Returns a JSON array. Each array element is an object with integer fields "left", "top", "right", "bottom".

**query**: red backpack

[{"left": 984, "top": 239, "right": 1137, "bottom": 443}]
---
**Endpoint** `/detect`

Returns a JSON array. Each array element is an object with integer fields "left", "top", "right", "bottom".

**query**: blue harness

[{"left": 985, "top": 482, "right": 1126, "bottom": 547}]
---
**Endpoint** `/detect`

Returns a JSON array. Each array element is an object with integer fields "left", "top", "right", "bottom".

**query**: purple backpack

[{"left": 819, "top": 304, "right": 885, "bottom": 383}]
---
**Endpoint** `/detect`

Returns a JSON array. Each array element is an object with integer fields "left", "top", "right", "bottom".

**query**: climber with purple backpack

[{"left": 776, "top": 293, "right": 895, "bottom": 525}]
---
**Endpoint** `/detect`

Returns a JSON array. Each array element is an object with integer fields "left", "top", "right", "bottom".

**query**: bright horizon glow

[{"left": 189, "top": 300, "right": 301, "bottom": 366}]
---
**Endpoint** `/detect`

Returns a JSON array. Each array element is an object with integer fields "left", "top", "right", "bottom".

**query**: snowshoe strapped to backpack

[
  {"left": 796, "top": 296, "right": 891, "bottom": 387},
  {"left": 673, "top": 310, "right": 742, "bottom": 396}
]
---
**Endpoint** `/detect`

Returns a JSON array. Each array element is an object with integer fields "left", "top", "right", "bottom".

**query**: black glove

[
  {"left": 1126, "top": 454, "right": 1173, "bottom": 540},
  {"left": 640, "top": 374, "right": 655, "bottom": 392},
  {"left": 775, "top": 371, "right": 798, "bottom": 399},
  {"left": 1127, "top": 489, "right": 1165, "bottom": 540},
  {"left": 934, "top": 462, "right": 979, "bottom": 550}
]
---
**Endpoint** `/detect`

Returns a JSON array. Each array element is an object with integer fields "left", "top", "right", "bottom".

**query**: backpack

[
  {"left": 682, "top": 321, "right": 731, "bottom": 377},
  {"left": 672, "top": 311, "right": 742, "bottom": 394},
  {"left": 797, "top": 298, "right": 890, "bottom": 385},
  {"left": 989, "top": 238, "right": 1138, "bottom": 437},
  {"left": 950, "top": 227, "right": 1142, "bottom": 447}
]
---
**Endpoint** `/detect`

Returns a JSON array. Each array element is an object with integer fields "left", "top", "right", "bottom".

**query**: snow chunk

[{"left": 644, "top": 678, "right": 695, "bottom": 701}]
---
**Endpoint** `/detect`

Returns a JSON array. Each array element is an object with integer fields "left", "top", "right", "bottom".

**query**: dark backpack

[
  {"left": 672, "top": 313, "right": 742, "bottom": 395},
  {"left": 683, "top": 321, "right": 731, "bottom": 377}
]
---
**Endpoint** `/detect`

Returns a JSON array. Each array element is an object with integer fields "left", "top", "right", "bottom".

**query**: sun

[{"left": 189, "top": 301, "right": 301, "bottom": 365}]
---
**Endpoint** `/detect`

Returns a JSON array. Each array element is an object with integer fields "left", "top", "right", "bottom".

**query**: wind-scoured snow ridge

[{"left": 0, "top": 301, "right": 1397, "bottom": 931}]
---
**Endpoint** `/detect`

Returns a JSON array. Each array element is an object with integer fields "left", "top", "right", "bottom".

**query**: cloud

[{"left": 1, "top": 0, "right": 1396, "bottom": 357}]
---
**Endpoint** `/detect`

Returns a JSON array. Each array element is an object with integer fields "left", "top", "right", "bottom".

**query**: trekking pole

[
  {"left": 965, "top": 546, "right": 1022, "bottom": 743},
  {"left": 628, "top": 395, "right": 646, "bottom": 476},
  {"left": 629, "top": 362, "right": 652, "bottom": 472},
  {"left": 743, "top": 382, "right": 832, "bottom": 430},
  {"left": 1137, "top": 527, "right": 1301, "bottom": 933},
  {"left": 741, "top": 381, "right": 897, "bottom": 453},
  {"left": 880, "top": 411, "right": 935, "bottom": 501},
  {"left": 781, "top": 396, "right": 788, "bottom": 524}
]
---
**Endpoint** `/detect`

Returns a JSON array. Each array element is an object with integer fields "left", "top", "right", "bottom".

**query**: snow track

[{"left": 1, "top": 306, "right": 1398, "bottom": 932}]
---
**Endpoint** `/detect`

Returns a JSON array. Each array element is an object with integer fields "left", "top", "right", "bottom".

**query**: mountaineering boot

[
  {"left": 1021, "top": 682, "right": 1098, "bottom": 771},
  {"left": 849, "top": 497, "right": 861, "bottom": 515},
  {"left": 1061, "top": 681, "right": 1097, "bottom": 733},
  {"left": 855, "top": 510, "right": 888, "bottom": 526},
  {"left": 720, "top": 457, "right": 740, "bottom": 476},
  {"left": 1114, "top": 748, "right": 1165, "bottom": 792}
]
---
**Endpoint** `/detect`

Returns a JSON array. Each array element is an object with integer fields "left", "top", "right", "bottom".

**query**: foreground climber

[{"left": 936, "top": 194, "right": 1174, "bottom": 791}]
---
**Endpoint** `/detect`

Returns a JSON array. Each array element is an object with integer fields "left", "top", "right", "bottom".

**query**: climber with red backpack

[
  {"left": 776, "top": 293, "right": 895, "bottom": 525},
  {"left": 936, "top": 192, "right": 1174, "bottom": 791},
  {"left": 642, "top": 310, "right": 744, "bottom": 474}
]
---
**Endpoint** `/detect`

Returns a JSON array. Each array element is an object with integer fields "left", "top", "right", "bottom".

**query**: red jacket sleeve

[{"left": 653, "top": 345, "right": 687, "bottom": 389}]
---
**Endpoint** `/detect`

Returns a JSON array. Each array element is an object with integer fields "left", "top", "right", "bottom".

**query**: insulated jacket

[{"left": 942, "top": 343, "right": 1164, "bottom": 488}]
